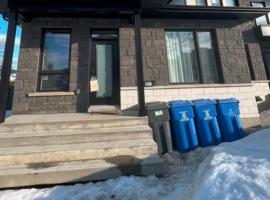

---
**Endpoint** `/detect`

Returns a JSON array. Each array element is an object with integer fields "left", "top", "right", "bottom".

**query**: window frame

[
  {"left": 167, "top": 0, "right": 239, "bottom": 6},
  {"left": 223, "top": 0, "right": 238, "bottom": 7},
  {"left": 251, "top": 1, "right": 270, "bottom": 26},
  {"left": 165, "top": 29, "right": 222, "bottom": 85},
  {"left": 168, "top": 0, "right": 187, "bottom": 6},
  {"left": 195, "top": 0, "right": 208, "bottom": 6},
  {"left": 37, "top": 29, "right": 72, "bottom": 92},
  {"left": 211, "top": 0, "right": 223, "bottom": 7}
]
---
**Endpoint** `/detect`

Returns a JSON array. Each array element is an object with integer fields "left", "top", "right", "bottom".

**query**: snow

[{"left": 1, "top": 129, "right": 270, "bottom": 200}]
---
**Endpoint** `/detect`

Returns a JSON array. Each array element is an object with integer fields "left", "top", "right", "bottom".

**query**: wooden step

[
  {"left": 0, "top": 139, "right": 158, "bottom": 166},
  {"left": 0, "top": 115, "right": 149, "bottom": 133},
  {"left": 0, "top": 126, "right": 153, "bottom": 148},
  {"left": 0, "top": 155, "right": 164, "bottom": 188}
]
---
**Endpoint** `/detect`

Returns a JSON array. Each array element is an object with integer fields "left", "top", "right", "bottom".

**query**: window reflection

[
  {"left": 42, "top": 33, "right": 70, "bottom": 71},
  {"left": 169, "top": 0, "right": 186, "bottom": 5},
  {"left": 39, "top": 31, "right": 71, "bottom": 91},
  {"left": 251, "top": 2, "right": 269, "bottom": 26},
  {"left": 165, "top": 31, "right": 219, "bottom": 84}
]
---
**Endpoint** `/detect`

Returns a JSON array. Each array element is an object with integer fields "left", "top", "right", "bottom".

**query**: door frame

[{"left": 89, "top": 29, "right": 120, "bottom": 107}]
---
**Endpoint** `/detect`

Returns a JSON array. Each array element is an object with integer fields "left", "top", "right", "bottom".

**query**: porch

[{"left": 0, "top": 113, "right": 164, "bottom": 188}]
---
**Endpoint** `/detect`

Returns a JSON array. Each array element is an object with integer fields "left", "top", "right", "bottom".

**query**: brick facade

[
  {"left": 13, "top": 16, "right": 269, "bottom": 124},
  {"left": 121, "top": 81, "right": 270, "bottom": 128}
]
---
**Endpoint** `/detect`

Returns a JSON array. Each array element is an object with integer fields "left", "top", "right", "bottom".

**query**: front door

[
  {"left": 262, "top": 49, "right": 270, "bottom": 80},
  {"left": 89, "top": 37, "right": 120, "bottom": 106}
]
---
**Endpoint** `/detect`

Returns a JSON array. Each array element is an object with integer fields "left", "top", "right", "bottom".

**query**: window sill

[
  {"left": 28, "top": 92, "right": 75, "bottom": 97},
  {"left": 121, "top": 83, "right": 254, "bottom": 90}
]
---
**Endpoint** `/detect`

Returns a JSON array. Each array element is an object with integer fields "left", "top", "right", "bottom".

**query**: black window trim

[
  {"left": 165, "top": 29, "right": 223, "bottom": 85},
  {"left": 37, "top": 28, "right": 72, "bottom": 92}
]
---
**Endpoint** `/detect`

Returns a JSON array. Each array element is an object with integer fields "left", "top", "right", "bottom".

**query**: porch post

[
  {"left": 134, "top": 13, "right": 146, "bottom": 116},
  {"left": 0, "top": 8, "right": 17, "bottom": 123}
]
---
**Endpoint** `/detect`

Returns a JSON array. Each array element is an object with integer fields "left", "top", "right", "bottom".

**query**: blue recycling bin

[
  {"left": 169, "top": 100, "right": 199, "bottom": 153},
  {"left": 216, "top": 98, "right": 244, "bottom": 142},
  {"left": 193, "top": 99, "right": 222, "bottom": 147}
]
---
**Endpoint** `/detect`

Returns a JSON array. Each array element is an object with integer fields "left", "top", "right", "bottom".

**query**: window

[
  {"left": 211, "top": 0, "right": 222, "bottom": 6},
  {"left": 165, "top": 30, "right": 220, "bottom": 84},
  {"left": 251, "top": 2, "right": 269, "bottom": 26},
  {"left": 223, "top": 0, "right": 237, "bottom": 6},
  {"left": 38, "top": 30, "right": 71, "bottom": 91},
  {"left": 196, "top": 0, "right": 207, "bottom": 6},
  {"left": 169, "top": 0, "right": 186, "bottom": 5}
]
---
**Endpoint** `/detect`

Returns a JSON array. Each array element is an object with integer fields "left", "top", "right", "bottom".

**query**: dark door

[
  {"left": 89, "top": 40, "right": 120, "bottom": 105},
  {"left": 262, "top": 50, "right": 270, "bottom": 80}
]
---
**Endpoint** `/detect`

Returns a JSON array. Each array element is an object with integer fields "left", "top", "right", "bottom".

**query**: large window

[
  {"left": 196, "top": 0, "right": 207, "bottom": 6},
  {"left": 223, "top": 0, "right": 237, "bottom": 6},
  {"left": 165, "top": 30, "right": 220, "bottom": 84},
  {"left": 38, "top": 30, "right": 71, "bottom": 91},
  {"left": 169, "top": 0, "right": 186, "bottom": 5},
  {"left": 169, "top": 0, "right": 237, "bottom": 6},
  {"left": 251, "top": 2, "right": 270, "bottom": 26},
  {"left": 211, "top": 0, "right": 222, "bottom": 6}
]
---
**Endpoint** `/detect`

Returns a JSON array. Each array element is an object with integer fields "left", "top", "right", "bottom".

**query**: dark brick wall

[
  {"left": 119, "top": 28, "right": 137, "bottom": 87},
  {"left": 13, "top": 18, "right": 130, "bottom": 114},
  {"left": 216, "top": 27, "right": 251, "bottom": 83},
  {"left": 142, "top": 19, "right": 252, "bottom": 84},
  {"left": 141, "top": 28, "right": 169, "bottom": 86},
  {"left": 13, "top": 17, "right": 267, "bottom": 114},
  {"left": 241, "top": 20, "right": 268, "bottom": 80}
]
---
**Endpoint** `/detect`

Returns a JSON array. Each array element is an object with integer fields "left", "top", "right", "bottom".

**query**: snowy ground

[{"left": 1, "top": 129, "right": 270, "bottom": 200}]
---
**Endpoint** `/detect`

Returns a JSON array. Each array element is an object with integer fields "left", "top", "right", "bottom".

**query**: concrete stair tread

[
  {"left": 3, "top": 114, "right": 147, "bottom": 125},
  {"left": 0, "top": 139, "right": 157, "bottom": 155},
  {"left": 0, "top": 116, "right": 149, "bottom": 133},
  {"left": 0, "top": 155, "right": 165, "bottom": 188},
  {"left": 0, "top": 126, "right": 152, "bottom": 138},
  {"left": 0, "top": 155, "right": 162, "bottom": 174}
]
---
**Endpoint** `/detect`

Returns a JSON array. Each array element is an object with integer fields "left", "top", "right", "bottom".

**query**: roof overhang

[
  {"left": 148, "top": 6, "right": 270, "bottom": 20},
  {"left": 2, "top": 0, "right": 270, "bottom": 22}
]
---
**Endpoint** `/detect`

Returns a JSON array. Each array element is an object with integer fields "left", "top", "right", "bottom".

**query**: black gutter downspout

[
  {"left": 0, "top": 8, "right": 17, "bottom": 123},
  {"left": 134, "top": 13, "right": 146, "bottom": 116}
]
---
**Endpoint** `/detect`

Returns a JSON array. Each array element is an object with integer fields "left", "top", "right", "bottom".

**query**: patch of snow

[{"left": 1, "top": 129, "right": 270, "bottom": 200}]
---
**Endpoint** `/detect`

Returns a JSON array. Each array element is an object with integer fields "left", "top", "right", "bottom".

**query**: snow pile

[
  {"left": 191, "top": 129, "right": 270, "bottom": 200},
  {"left": 1, "top": 129, "right": 270, "bottom": 200}
]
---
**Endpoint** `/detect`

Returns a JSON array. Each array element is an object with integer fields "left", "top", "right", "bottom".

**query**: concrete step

[
  {"left": 0, "top": 155, "right": 164, "bottom": 188},
  {"left": 0, "top": 126, "right": 153, "bottom": 148},
  {"left": 0, "top": 115, "right": 149, "bottom": 133},
  {"left": 0, "top": 139, "right": 158, "bottom": 166}
]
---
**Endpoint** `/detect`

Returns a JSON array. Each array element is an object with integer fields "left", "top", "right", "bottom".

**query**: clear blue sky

[{"left": 0, "top": 15, "right": 22, "bottom": 70}]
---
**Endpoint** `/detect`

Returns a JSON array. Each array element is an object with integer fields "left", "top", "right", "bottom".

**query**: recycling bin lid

[
  {"left": 169, "top": 100, "right": 192, "bottom": 108},
  {"left": 192, "top": 99, "right": 216, "bottom": 107},
  {"left": 146, "top": 102, "right": 169, "bottom": 111},
  {"left": 216, "top": 98, "right": 239, "bottom": 104}
]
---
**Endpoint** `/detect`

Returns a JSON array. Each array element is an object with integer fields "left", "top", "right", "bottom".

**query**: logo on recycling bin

[
  {"left": 180, "top": 111, "right": 189, "bottom": 121},
  {"left": 203, "top": 110, "right": 212, "bottom": 120},
  {"left": 229, "top": 108, "right": 234, "bottom": 114}
]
